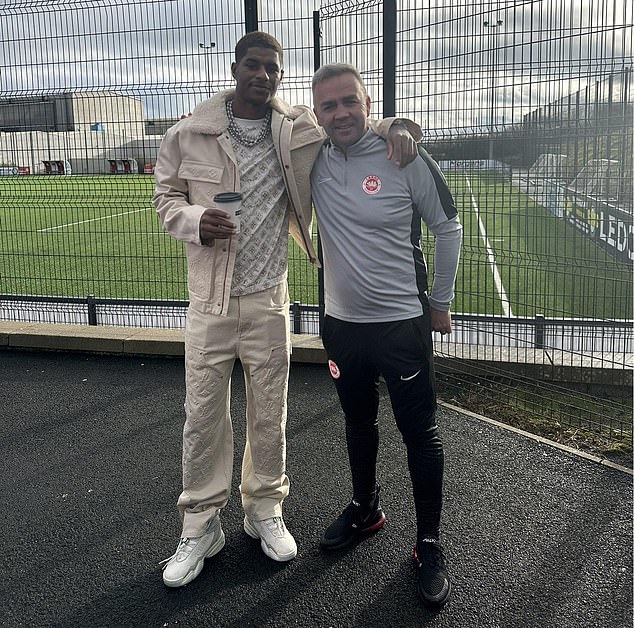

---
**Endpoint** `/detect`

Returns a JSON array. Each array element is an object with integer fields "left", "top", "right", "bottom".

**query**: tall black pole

[
  {"left": 313, "top": 10, "right": 325, "bottom": 335},
  {"left": 244, "top": 0, "right": 258, "bottom": 33},
  {"left": 313, "top": 10, "right": 321, "bottom": 72},
  {"left": 383, "top": 0, "right": 397, "bottom": 117}
]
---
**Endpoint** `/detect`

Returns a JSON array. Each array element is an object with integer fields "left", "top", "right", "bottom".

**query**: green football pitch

[{"left": 0, "top": 173, "right": 631, "bottom": 320}]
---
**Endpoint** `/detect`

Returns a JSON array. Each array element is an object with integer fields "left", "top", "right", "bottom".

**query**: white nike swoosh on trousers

[{"left": 400, "top": 370, "right": 421, "bottom": 381}]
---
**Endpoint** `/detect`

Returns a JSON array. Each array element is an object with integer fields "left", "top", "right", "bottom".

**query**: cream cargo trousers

[{"left": 178, "top": 281, "right": 291, "bottom": 537}]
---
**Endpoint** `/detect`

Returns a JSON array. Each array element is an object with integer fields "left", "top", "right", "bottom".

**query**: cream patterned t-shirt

[{"left": 228, "top": 116, "right": 290, "bottom": 296}]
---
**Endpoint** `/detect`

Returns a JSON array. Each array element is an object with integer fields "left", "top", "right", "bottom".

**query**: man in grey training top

[{"left": 311, "top": 63, "right": 462, "bottom": 607}]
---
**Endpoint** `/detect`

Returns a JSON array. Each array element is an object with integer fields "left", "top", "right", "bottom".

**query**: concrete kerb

[
  {"left": 0, "top": 322, "right": 328, "bottom": 362},
  {"left": 1, "top": 320, "right": 630, "bottom": 475}
]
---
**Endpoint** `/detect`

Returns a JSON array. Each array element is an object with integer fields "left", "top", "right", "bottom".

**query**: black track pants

[{"left": 322, "top": 312, "right": 444, "bottom": 541}]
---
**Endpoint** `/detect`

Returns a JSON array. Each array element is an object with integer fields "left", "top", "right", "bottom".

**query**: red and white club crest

[
  {"left": 362, "top": 174, "right": 382, "bottom": 195},
  {"left": 328, "top": 359, "right": 341, "bottom": 379}
]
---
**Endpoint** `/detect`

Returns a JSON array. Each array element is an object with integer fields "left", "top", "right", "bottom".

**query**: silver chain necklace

[{"left": 225, "top": 100, "right": 272, "bottom": 147}]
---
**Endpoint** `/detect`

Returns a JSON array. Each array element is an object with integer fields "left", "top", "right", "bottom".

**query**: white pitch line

[
  {"left": 465, "top": 177, "right": 513, "bottom": 318},
  {"left": 38, "top": 208, "right": 149, "bottom": 232}
]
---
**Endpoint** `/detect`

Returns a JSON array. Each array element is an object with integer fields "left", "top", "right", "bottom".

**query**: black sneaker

[
  {"left": 320, "top": 490, "right": 386, "bottom": 550},
  {"left": 413, "top": 540, "right": 451, "bottom": 607}
]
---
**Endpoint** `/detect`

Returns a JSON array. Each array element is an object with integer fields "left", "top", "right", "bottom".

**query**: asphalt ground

[{"left": 1, "top": 349, "right": 632, "bottom": 628}]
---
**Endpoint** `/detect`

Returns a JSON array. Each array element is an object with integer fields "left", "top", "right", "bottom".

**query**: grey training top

[{"left": 311, "top": 129, "right": 462, "bottom": 323}]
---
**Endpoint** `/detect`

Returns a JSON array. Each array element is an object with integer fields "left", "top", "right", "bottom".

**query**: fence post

[
  {"left": 87, "top": 295, "right": 98, "bottom": 326},
  {"left": 292, "top": 301, "right": 302, "bottom": 334},
  {"left": 383, "top": 0, "right": 397, "bottom": 117},
  {"left": 313, "top": 9, "right": 325, "bottom": 337},
  {"left": 534, "top": 314, "right": 545, "bottom": 349},
  {"left": 244, "top": 0, "right": 258, "bottom": 33},
  {"left": 313, "top": 10, "right": 320, "bottom": 71}
]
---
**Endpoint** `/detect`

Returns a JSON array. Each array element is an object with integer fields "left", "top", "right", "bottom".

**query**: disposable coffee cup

[{"left": 213, "top": 192, "right": 242, "bottom": 233}]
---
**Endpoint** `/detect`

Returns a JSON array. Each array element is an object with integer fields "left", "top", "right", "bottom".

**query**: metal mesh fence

[
  {"left": 0, "top": 0, "right": 632, "bottom": 444},
  {"left": 317, "top": 0, "right": 632, "bottom": 446}
]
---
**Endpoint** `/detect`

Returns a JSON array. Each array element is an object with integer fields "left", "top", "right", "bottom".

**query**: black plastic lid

[{"left": 213, "top": 192, "right": 242, "bottom": 202}]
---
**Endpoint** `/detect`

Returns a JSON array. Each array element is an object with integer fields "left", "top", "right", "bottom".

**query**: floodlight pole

[
  {"left": 483, "top": 19, "right": 502, "bottom": 164},
  {"left": 199, "top": 42, "right": 216, "bottom": 99}
]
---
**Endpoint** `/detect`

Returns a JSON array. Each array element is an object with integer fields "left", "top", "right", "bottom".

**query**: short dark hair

[
  {"left": 235, "top": 31, "right": 283, "bottom": 65},
  {"left": 312, "top": 63, "right": 367, "bottom": 96}
]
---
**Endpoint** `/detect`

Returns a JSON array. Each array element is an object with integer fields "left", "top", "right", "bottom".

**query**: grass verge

[{"left": 437, "top": 372, "right": 633, "bottom": 468}]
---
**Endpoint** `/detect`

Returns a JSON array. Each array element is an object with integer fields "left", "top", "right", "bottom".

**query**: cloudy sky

[{"left": 0, "top": 0, "right": 631, "bottom": 130}]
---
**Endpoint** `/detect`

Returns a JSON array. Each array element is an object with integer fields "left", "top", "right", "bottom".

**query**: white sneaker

[
  {"left": 160, "top": 516, "right": 225, "bottom": 587},
  {"left": 244, "top": 515, "right": 297, "bottom": 562}
]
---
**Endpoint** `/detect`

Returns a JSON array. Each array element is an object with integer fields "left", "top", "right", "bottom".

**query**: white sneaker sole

[
  {"left": 243, "top": 517, "right": 297, "bottom": 562},
  {"left": 162, "top": 529, "right": 226, "bottom": 588}
]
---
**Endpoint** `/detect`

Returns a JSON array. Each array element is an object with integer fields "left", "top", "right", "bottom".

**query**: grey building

[{"left": 0, "top": 92, "right": 158, "bottom": 174}]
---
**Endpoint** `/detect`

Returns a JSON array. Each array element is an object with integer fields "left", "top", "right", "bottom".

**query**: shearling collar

[{"left": 185, "top": 89, "right": 299, "bottom": 136}]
